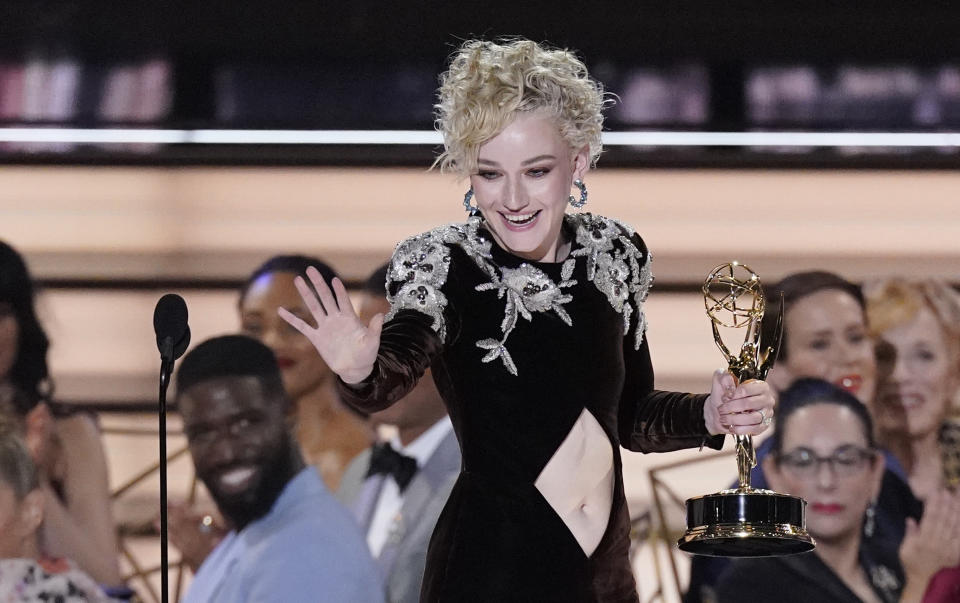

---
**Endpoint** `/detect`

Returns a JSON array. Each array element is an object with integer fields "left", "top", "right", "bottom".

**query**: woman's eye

[
  {"left": 835, "top": 455, "right": 859, "bottom": 467},
  {"left": 527, "top": 167, "right": 550, "bottom": 177},
  {"left": 808, "top": 339, "right": 830, "bottom": 351},
  {"left": 787, "top": 456, "right": 814, "bottom": 469},
  {"left": 478, "top": 171, "right": 499, "bottom": 180},
  {"left": 848, "top": 331, "right": 867, "bottom": 344},
  {"left": 783, "top": 450, "right": 813, "bottom": 467}
]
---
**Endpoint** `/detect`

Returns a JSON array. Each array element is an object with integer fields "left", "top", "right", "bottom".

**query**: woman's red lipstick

[
  {"left": 811, "top": 503, "right": 844, "bottom": 514},
  {"left": 835, "top": 375, "right": 862, "bottom": 394}
]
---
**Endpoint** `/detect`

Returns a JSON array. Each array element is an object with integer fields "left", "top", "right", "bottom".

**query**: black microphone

[
  {"left": 152, "top": 293, "right": 190, "bottom": 603},
  {"left": 153, "top": 293, "right": 191, "bottom": 362}
]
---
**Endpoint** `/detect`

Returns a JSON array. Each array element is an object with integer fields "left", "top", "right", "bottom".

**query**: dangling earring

[
  {"left": 37, "top": 377, "right": 54, "bottom": 402},
  {"left": 863, "top": 500, "right": 876, "bottom": 538},
  {"left": 568, "top": 179, "right": 587, "bottom": 208},
  {"left": 463, "top": 188, "right": 479, "bottom": 216}
]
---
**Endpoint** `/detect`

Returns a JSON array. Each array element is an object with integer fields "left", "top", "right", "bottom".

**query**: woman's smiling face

[
  {"left": 470, "top": 112, "right": 589, "bottom": 263},
  {"left": 875, "top": 306, "right": 958, "bottom": 440},
  {"left": 774, "top": 289, "right": 876, "bottom": 405}
]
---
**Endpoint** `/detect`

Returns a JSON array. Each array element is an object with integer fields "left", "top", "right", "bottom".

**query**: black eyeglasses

[{"left": 776, "top": 445, "right": 876, "bottom": 478}]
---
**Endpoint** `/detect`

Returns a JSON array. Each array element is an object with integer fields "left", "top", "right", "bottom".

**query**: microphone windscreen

[
  {"left": 172, "top": 325, "right": 191, "bottom": 360},
  {"left": 153, "top": 294, "right": 189, "bottom": 357}
]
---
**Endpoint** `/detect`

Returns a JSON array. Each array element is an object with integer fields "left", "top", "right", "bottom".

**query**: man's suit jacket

[{"left": 337, "top": 429, "right": 461, "bottom": 603}]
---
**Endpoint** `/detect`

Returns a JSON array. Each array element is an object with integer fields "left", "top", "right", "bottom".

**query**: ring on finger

[
  {"left": 758, "top": 409, "right": 772, "bottom": 426},
  {"left": 199, "top": 515, "right": 214, "bottom": 534},
  {"left": 759, "top": 408, "right": 773, "bottom": 425}
]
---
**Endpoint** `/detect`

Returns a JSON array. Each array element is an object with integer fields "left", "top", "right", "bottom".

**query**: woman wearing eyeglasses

[{"left": 713, "top": 378, "right": 960, "bottom": 603}]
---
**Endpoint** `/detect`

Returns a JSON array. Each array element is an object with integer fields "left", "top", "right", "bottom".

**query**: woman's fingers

[
  {"left": 717, "top": 379, "right": 775, "bottom": 435},
  {"left": 294, "top": 274, "right": 328, "bottom": 320},
  {"left": 308, "top": 267, "right": 340, "bottom": 315},
  {"left": 331, "top": 277, "right": 355, "bottom": 318},
  {"left": 720, "top": 396, "right": 773, "bottom": 416},
  {"left": 278, "top": 307, "right": 314, "bottom": 337},
  {"left": 367, "top": 312, "right": 385, "bottom": 338},
  {"left": 720, "top": 409, "right": 772, "bottom": 427}
]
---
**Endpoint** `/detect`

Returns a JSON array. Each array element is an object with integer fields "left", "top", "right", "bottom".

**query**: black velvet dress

[{"left": 339, "top": 213, "right": 724, "bottom": 602}]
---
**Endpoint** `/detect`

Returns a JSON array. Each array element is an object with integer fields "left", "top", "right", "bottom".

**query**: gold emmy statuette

[{"left": 678, "top": 261, "right": 815, "bottom": 557}]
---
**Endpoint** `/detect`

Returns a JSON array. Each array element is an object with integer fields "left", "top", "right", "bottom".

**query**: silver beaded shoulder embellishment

[
  {"left": 571, "top": 213, "right": 652, "bottom": 350},
  {"left": 388, "top": 214, "right": 652, "bottom": 376},
  {"left": 387, "top": 222, "right": 475, "bottom": 341}
]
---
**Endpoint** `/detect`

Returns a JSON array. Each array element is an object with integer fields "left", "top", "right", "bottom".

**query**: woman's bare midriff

[{"left": 535, "top": 407, "right": 614, "bottom": 557}]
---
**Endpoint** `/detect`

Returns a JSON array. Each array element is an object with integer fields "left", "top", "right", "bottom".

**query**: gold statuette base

[{"left": 678, "top": 489, "right": 815, "bottom": 557}]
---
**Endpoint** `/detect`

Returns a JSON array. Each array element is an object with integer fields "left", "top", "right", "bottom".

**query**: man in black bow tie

[
  {"left": 366, "top": 441, "right": 419, "bottom": 492},
  {"left": 337, "top": 264, "right": 461, "bottom": 603}
]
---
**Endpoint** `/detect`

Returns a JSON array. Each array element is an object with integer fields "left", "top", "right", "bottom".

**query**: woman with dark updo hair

[
  {"left": 685, "top": 271, "right": 919, "bottom": 603},
  {"left": 166, "top": 254, "right": 373, "bottom": 573},
  {"left": 714, "top": 378, "right": 960, "bottom": 603},
  {"left": 238, "top": 255, "right": 372, "bottom": 486}
]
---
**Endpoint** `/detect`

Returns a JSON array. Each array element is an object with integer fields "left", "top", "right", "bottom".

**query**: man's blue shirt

[{"left": 185, "top": 467, "right": 383, "bottom": 603}]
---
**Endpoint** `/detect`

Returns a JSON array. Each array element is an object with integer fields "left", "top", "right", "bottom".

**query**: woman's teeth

[{"left": 504, "top": 211, "right": 539, "bottom": 225}]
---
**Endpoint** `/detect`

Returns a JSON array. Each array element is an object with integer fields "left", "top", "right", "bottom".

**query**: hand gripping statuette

[{"left": 678, "top": 261, "right": 814, "bottom": 557}]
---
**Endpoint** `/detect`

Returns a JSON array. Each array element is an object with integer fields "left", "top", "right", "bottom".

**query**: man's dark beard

[{"left": 207, "top": 438, "right": 299, "bottom": 531}]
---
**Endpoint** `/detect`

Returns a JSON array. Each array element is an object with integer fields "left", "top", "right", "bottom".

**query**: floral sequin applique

[
  {"left": 572, "top": 213, "right": 652, "bottom": 350},
  {"left": 474, "top": 260, "right": 577, "bottom": 375},
  {"left": 387, "top": 214, "right": 653, "bottom": 376},
  {"left": 386, "top": 218, "right": 492, "bottom": 341}
]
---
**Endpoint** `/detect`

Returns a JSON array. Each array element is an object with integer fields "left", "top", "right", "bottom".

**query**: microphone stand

[{"left": 158, "top": 340, "right": 173, "bottom": 603}]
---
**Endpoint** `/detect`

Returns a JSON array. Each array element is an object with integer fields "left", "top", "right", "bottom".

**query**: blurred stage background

[{"left": 2, "top": 2, "right": 959, "bottom": 601}]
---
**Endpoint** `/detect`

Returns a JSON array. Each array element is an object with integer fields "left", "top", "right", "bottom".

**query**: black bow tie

[{"left": 366, "top": 442, "right": 418, "bottom": 492}]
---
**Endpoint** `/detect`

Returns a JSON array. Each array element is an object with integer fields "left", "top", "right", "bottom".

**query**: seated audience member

[
  {"left": 176, "top": 335, "right": 383, "bottom": 603},
  {"left": 713, "top": 379, "right": 960, "bottom": 603},
  {"left": 685, "top": 271, "right": 917, "bottom": 603},
  {"left": 754, "top": 272, "right": 917, "bottom": 513},
  {"left": 0, "top": 406, "right": 118, "bottom": 602},
  {"left": 866, "top": 277, "right": 960, "bottom": 601},
  {"left": 168, "top": 256, "right": 375, "bottom": 572},
  {"left": 0, "top": 240, "right": 121, "bottom": 587},
  {"left": 239, "top": 255, "right": 372, "bottom": 487},
  {"left": 763, "top": 271, "right": 877, "bottom": 405},
  {"left": 337, "top": 264, "right": 461, "bottom": 603}
]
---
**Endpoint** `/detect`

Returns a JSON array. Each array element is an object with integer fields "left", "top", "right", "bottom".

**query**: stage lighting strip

[{"left": 2, "top": 128, "right": 960, "bottom": 147}]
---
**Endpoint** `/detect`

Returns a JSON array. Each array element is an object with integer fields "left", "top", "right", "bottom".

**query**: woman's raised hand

[
  {"left": 899, "top": 489, "right": 960, "bottom": 601},
  {"left": 278, "top": 267, "right": 384, "bottom": 384}
]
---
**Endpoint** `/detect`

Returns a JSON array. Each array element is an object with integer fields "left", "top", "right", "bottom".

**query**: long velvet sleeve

[
  {"left": 336, "top": 310, "right": 444, "bottom": 413},
  {"left": 617, "top": 334, "right": 725, "bottom": 453},
  {"left": 616, "top": 231, "right": 725, "bottom": 453}
]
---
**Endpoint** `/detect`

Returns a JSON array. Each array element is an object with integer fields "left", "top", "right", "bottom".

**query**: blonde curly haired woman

[{"left": 281, "top": 39, "right": 776, "bottom": 602}]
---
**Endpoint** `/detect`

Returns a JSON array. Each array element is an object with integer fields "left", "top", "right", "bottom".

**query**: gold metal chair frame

[
  {"left": 645, "top": 449, "right": 737, "bottom": 600},
  {"left": 106, "top": 421, "right": 199, "bottom": 603}
]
